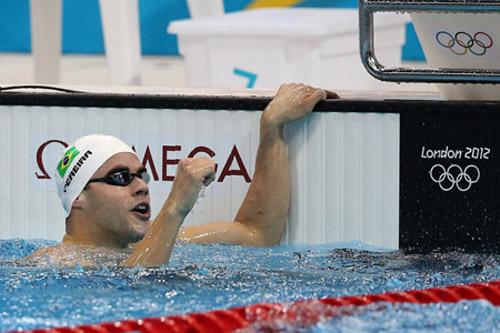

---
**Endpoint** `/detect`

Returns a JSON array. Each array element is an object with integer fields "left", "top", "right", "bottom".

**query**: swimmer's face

[{"left": 82, "top": 152, "right": 151, "bottom": 245}]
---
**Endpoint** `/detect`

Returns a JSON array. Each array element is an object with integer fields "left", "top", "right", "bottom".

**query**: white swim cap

[{"left": 55, "top": 134, "right": 136, "bottom": 216}]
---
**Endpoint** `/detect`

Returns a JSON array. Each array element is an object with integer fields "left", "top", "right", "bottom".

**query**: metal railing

[{"left": 359, "top": 0, "right": 500, "bottom": 83}]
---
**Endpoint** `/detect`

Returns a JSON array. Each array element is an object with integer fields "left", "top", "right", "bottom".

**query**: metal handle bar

[{"left": 359, "top": 0, "right": 500, "bottom": 83}]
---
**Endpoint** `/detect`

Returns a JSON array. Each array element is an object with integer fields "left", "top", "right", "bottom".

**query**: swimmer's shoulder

[
  {"left": 25, "top": 243, "right": 94, "bottom": 267},
  {"left": 26, "top": 243, "right": 61, "bottom": 260}
]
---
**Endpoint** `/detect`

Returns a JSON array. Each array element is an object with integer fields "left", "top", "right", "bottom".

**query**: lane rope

[{"left": 20, "top": 281, "right": 500, "bottom": 333}]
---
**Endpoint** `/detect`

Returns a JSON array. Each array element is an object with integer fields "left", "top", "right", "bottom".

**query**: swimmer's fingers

[
  {"left": 301, "top": 88, "right": 339, "bottom": 114},
  {"left": 303, "top": 87, "right": 338, "bottom": 102},
  {"left": 304, "top": 88, "right": 327, "bottom": 104},
  {"left": 203, "top": 173, "right": 216, "bottom": 186},
  {"left": 275, "top": 82, "right": 301, "bottom": 96},
  {"left": 187, "top": 157, "right": 216, "bottom": 185},
  {"left": 301, "top": 86, "right": 335, "bottom": 109},
  {"left": 263, "top": 83, "right": 335, "bottom": 126},
  {"left": 193, "top": 157, "right": 216, "bottom": 187},
  {"left": 326, "top": 90, "right": 339, "bottom": 99},
  {"left": 168, "top": 157, "right": 216, "bottom": 218}
]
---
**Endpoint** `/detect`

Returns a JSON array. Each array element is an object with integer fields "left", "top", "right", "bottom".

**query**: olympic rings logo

[
  {"left": 435, "top": 31, "right": 493, "bottom": 56},
  {"left": 429, "top": 164, "right": 480, "bottom": 192}
]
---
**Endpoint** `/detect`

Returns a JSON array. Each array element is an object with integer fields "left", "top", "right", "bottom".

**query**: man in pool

[{"left": 28, "top": 83, "right": 337, "bottom": 267}]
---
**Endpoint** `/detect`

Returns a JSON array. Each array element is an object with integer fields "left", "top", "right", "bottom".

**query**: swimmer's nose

[{"left": 132, "top": 176, "right": 149, "bottom": 196}]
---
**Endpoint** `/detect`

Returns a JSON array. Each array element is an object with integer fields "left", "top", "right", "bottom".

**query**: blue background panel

[
  {"left": 0, "top": 0, "right": 424, "bottom": 60},
  {"left": 0, "top": 0, "right": 31, "bottom": 52}
]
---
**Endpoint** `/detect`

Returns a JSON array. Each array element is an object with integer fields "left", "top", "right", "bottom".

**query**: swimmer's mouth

[{"left": 131, "top": 203, "right": 151, "bottom": 220}]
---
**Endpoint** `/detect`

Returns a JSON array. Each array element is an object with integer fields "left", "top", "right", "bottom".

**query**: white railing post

[
  {"left": 99, "top": 0, "right": 142, "bottom": 85},
  {"left": 186, "top": 0, "right": 224, "bottom": 18},
  {"left": 30, "top": 0, "right": 62, "bottom": 84}
]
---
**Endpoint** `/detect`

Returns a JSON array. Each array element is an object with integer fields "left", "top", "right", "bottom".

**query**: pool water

[
  {"left": 241, "top": 301, "right": 499, "bottom": 333},
  {"left": 0, "top": 239, "right": 499, "bottom": 332}
]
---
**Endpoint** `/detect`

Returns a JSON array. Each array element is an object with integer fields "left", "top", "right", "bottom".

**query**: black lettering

[{"left": 63, "top": 150, "right": 93, "bottom": 192}]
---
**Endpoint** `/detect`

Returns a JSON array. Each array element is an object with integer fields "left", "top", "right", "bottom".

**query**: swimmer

[{"left": 27, "top": 83, "right": 338, "bottom": 267}]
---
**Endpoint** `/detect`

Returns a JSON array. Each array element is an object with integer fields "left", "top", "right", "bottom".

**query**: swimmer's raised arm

[
  {"left": 178, "top": 83, "right": 338, "bottom": 246},
  {"left": 122, "top": 158, "right": 216, "bottom": 267},
  {"left": 27, "top": 85, "right": 335, "bottom": 268}
]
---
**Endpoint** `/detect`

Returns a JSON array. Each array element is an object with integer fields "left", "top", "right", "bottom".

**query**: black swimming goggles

[{"left": 88, "top": 169, "right": 151, "bottom": 187}]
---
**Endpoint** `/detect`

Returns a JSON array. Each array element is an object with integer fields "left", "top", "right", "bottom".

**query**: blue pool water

[{"left": 0, "top": 239, "right": 499, "bottom": 332}]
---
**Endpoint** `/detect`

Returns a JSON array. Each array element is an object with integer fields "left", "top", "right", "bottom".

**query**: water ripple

[{"left": 0, "top": 239, "right": 498, "bottom": 332}]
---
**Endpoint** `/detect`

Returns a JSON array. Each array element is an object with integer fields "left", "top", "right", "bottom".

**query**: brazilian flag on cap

[{"left": 57, "top": 146, "right": 80, "bottom": 177}]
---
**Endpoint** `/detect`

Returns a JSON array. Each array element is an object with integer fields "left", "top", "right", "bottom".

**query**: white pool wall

[{"left": 0, "top": 102, "right": 399, "bottom": 249}]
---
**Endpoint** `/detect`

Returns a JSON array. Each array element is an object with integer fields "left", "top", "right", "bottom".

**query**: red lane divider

[{"left": 21, "top": 281, "right": 500, "bottom": 333}]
